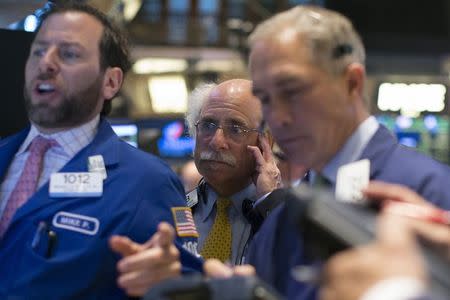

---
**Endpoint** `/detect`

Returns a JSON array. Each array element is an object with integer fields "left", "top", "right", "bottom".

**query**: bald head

[
  {"left": 208, "top": 79, "right": 262, "bottom": 129},
  {"left": 190, "top": 78, "right": 263, "bottom": 196},
  {"left": 186, "top": 79, "right": 262, "bottom": 137},
  {"left": 210, "top": 79, "right": 253, "bottom": 100}
]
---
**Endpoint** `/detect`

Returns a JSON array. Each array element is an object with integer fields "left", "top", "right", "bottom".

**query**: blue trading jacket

[{"left": 0, "top": 118, "right": 202, "bottom": 299}]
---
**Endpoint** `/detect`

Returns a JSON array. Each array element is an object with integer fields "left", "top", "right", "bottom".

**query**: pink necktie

[{"left": 0, "top": 136, "right": 57, "bottom": 238}]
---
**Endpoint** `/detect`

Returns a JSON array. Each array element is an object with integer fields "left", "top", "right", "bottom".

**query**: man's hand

[
  {"left": 109, "top": 222, "right": 181, "bottom": 297},
  {"left": 203, "top": 259, "right": 255, "bottom": 278},
  {"left": 408, "top": 216, "right": 450, "bottom": 261},
  {"left": 320, "top": 214, "right": 427, "bottom": 300},
  {"left": 364, "top": 181, "right": 450, "bottom": 258},
  {"left": 247, "top": 134, "right": 282, "bottom": 199},
  {"left": 363, "top": 180, "right": 433, "bottom": 208}
]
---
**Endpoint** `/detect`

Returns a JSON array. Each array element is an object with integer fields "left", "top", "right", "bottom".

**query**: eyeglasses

[{"left": 195, "top": 120, "right": 260, "bottom": 142}]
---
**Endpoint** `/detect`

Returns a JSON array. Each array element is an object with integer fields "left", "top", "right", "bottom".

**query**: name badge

[
  {"left": 49, "top": 172, "right": 103, "bottom": 198},
  {"left": 88, "top": 155, "right": 107, "bottom": 180},
  {"left": 335, "top": 159, "right": 370, "bottom": 204},
  {"left": 52, "top": 211, "right": 99, "bottom": 235},
  {"left": 186, "top": 189, "right": 198, "bottom": 208}
]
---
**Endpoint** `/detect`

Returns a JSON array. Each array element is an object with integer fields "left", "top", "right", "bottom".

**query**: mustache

[{"left": 199, "top": 151, "right": 237, "bottom": 166}]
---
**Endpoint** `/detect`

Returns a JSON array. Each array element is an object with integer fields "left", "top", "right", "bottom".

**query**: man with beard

[
  {"left": 110, "top": 79, "right": 283, "bottom": 297},
  {"left": 0, "top": 2, "right": 201, "bottom": 299}
]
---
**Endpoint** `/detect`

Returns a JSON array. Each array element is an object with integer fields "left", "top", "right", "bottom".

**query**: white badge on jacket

[
  {"left": 88, "top": 155, "right": 107, "bottom": 180},
  {"left": 49, "top": 172, "right": 103, "bottom": 198},
  {"left": 186, "top": 189, "right": 199, "bottom": 207},
  {"left": 335, "top": 159, "right": 370, "bottom": 204},
  {"left": 52, "top": 211, "right": 99, "bottom": 235}
]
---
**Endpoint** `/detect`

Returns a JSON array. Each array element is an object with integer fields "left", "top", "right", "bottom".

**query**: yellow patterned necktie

[{"left": 201, "top": 197, "right": 232, "bottom": 262}]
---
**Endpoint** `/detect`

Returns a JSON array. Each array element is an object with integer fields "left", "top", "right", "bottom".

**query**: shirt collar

[
  {"left": 201, "top": 183, "right": 256, "bottom": 222},
  {"left": 321, "top": 116, "right": 379, "bottom": 184},
  {"left": 18, "top": 115, "right": 100, "bottom": 158}
]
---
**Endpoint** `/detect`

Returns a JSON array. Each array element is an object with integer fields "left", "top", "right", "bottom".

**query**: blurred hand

[
  {"left": 363, "top": 181, "right": 434, "bottom": 208},
  {"left": 109, "top": 222, "right": 181, "bottom": 296},
  {"left": 204, "top": 259, "right": 255, "bottom": 278},
  {"left": 408, "top": 217, "right": 450, "bottom": 261},
  {"left": 247, "top": 134, "right": 282, "bottom": 199},
  {"left": 320, "top": 214, "right": 427, "bottom": 300},
  {"left": 364, "top": 181, "right": 450, "bottom": 259}
]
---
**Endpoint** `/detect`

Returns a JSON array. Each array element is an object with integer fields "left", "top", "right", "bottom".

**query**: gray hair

[
  {"left": 248, "top": 5, "right": 365, "bottom": 75},
  {"left": 185, "top": 82, "right": 217, "bottom": 137}
]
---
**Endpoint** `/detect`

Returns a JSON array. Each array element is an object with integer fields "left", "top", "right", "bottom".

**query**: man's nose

[
  {"left": 38, "top": 47, "right": 59, "bottom": 75},
  {"left": 209, "top": 127, "right": 229, "bottom": 150},
  {"left": 267, "top": 98, "right": 292, "bottom": 129}
]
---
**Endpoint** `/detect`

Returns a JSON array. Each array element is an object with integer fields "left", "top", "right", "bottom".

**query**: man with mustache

[
  {"left": 0, "top": 2, "right": 200, "bottom": 298},
  {"left": 111, "top": 79, "right": 283, "bottom": 296},
  {"left": 187, "top": 79, "right": 282, "bottom": 264}
]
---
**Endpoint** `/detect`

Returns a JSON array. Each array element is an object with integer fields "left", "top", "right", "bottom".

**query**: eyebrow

[
  {"left": 199, "top": 116, "right": 217, "bottom": 123},
  {"left": 227, "top": 119, "right": 247, "bottom": 127},
  {"left": 252, "top": 75, "right": 304, "bottom": 95},
  {"left": 201, "top": 116, "right": 248, "bottom": 127},
  {"left": 33, "top": 40, "right": 84, "bottom": 50},
  {"left": 273, "top": 76, "right": 302, "bottom": 87},
  {"left": 252, "top": 83, "right": 267, "bottom": 96},
  {"left": 252, "top": 86, "right": 262, "bottom": 96}
]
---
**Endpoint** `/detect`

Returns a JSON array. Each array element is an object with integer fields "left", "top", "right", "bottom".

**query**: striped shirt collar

[{"left": 18, "top": 115, "right": 100, "bottom": 158}]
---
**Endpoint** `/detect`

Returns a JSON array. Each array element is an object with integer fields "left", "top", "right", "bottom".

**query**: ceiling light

[
  {"left": 133, "top": 58, "right": 188, "bottom": 74},
  {"left": 195, "top": 59, "right": 244, "bottom": 72},
  {"left": 122, "top": 0, "right": 142, "bottom": 21},
  {"left": 377, "top": 82, "right": 446, "bottom": 116},
  {"left": 149, "top": 75, "right": 188, "bottom": 113}
]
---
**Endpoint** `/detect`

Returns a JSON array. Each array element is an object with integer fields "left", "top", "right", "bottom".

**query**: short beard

[{"left": 24, "top": 77, "right": 103, "bottom": 129}]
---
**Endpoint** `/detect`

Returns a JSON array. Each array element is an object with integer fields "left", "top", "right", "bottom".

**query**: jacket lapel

[
  {"left": 10, "top": 119, "right": 120, "bottom": 222},
  {"left": 0, "top": 128, "right": 30, "bottom": 181},
  {"left": 359, "top": 125, "right": 397, "bottom": 179}
]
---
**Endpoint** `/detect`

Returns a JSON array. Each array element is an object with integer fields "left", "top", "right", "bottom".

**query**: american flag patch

[{"left": 171, "top": 207, "right": 199, "bottom": 237}]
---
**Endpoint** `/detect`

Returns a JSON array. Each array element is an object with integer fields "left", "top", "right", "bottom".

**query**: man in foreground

[
  {"left": 0, "top": 2, "right": 200, "bottom": 298},
  {"left": 246, "top": 4, "right": 450, "bottom": 298}
]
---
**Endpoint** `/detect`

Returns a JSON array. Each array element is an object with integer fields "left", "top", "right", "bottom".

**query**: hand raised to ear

[{"left": 247, "top": 134, "right": 282, "bottom": 199}]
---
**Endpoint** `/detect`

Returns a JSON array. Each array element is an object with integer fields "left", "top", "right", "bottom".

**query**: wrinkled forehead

[{"left": 202, "top": 83, "right": 262, "bottom": 126}]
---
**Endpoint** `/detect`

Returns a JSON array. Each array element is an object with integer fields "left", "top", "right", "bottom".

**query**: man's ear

[
  {"left": 102, "top": 67, "right": 123, "bottom": 100},
  {"left": 344, "top": 63, "right": 365, "bottom": 99}
]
